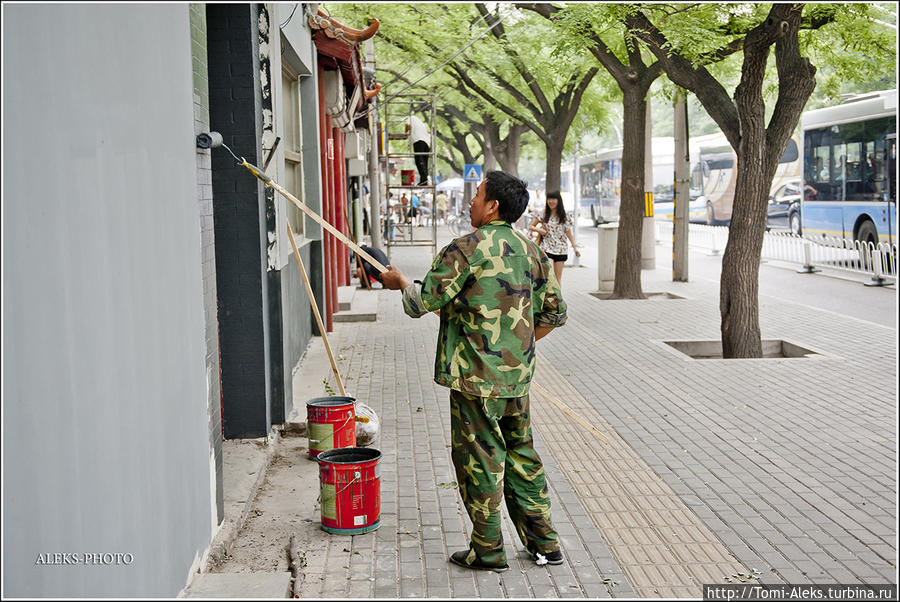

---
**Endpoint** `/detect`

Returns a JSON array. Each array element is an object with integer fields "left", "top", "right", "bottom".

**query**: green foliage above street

[{"left": 324, "top": 2, "right": 896, "bottom": 169}]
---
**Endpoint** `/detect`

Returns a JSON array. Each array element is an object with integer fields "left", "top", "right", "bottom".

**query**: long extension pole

[
  {"left": 286, "top": 222, "right": 346, "bottom": 397},
  {"left": 239, "top": 159, "right": 388, "bottom": 274}
]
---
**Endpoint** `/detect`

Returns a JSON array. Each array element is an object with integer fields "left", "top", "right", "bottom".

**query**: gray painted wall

[
  {"left": 273, "top": 5, "right": 322, "bottom": 412},
  {"left": 3, "top": 5, "right": 214, "bottom": 597}
]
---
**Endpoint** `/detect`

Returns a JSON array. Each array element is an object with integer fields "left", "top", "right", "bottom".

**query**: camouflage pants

[{"left": 449, "top": 389, "right": 559, "bottom": 566}]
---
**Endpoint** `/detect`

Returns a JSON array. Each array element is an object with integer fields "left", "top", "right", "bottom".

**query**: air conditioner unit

[
  {"left": 324, "top": 70, "right": 345, "bottom": 116},
  {"left": 344, "top": 130, "right": 368, "bottom": 159}
]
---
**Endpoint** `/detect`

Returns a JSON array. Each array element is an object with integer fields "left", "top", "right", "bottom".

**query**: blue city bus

[
  {"left": 801, "top": 89, "right": 897, "bottom": 246},
  {"left": 567, "top": 138, "right": 696, "bottom": 226}
]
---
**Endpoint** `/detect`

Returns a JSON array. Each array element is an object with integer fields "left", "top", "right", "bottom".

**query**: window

[
  {"left": 805, "top": 117, "right": 895, "bottom": 202},
  {"left": 282, "top": 66, "right": 304, "bottom": 235},
  {"left": 779, "top": 139, "right": 799, "bottom": 163}
]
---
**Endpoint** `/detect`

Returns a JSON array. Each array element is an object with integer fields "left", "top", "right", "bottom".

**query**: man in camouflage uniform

[{"left": 381, "top": 171, "right": 567, "bottom": 573}]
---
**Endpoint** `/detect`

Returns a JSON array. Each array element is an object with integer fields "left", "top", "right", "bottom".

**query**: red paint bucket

[
  {"left": 401, "top": 169, "right": 415, "bottom": 186},
  {"left": 306, "top": 396, "right": 356, "bottom": 458},
  {"left": 317, "top": 447, "right": 382, "bottom": 535}
]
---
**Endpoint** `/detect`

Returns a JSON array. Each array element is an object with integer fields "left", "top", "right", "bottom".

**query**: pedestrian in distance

[
  {"left": 399, "top": 192, "right": 411, "bottom": 225},
  {"left": 381, "top": 170, "right": 568, "bottom": 573},
  {"left": 410, "top": 191, "right": 420, "bottom": 226},
  {"left": 382, "top": 192, "right": 395, "bottom": 240},
  {"left": 406, "top": 114, "right": 431, "bottom": 186},
  {"left": 529, "top": 190, "right": 580, "bottom": 285},
  {"left": 435, "top": 190, "right": 449, "bottom": 224}
]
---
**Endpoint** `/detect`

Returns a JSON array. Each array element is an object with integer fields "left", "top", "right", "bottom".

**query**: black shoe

[
  {"left": 449, "top": 550, "right": 509, "bottom": 573},
  {"left": 536, "top": 550, "right": 563, "bottom": 565},
  {"left": 417, "top": 180, "right": 428, "bottom": 186}
]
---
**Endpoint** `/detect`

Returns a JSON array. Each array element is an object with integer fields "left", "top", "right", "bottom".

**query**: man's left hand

[{"left": 381, "top": 265, "right": 410, "bottom": 290}]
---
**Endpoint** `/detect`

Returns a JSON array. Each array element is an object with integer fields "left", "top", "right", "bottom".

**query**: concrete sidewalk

[{"left": 202, "top": 227, "right": 897, "bottom": 598}]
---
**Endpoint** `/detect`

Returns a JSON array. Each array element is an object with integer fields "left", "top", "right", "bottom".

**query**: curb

[{"left": 203, "top": 429, "right": 282, "bottom": 571}]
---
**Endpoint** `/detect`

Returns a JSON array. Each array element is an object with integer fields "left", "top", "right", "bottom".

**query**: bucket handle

[
  {"left": 308, "top": 412, "right": 355, "bottom": 444},
  {"left": 318, "top": 470, "right": 361, "bottom": 504}
]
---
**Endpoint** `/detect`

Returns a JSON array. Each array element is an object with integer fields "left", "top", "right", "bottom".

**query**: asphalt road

[{"left": 570, "top": 221, "right": 897, "bottom": 330}]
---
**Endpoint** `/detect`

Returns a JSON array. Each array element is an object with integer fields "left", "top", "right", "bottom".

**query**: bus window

[
  {"left": 780, "top": 139, "right": 799, "bottom": 163},
  {"left": 842, "top": 142, "right": 864, "bottom": 200},
  {"left": 888, "top": 138, "right": 896, "bottom": 204},
  {"left": 810, "top": 149, "right": 830, "bottom": 183},
  {"left": 864, "top": 140, "right": 885, "bottom": 195}
]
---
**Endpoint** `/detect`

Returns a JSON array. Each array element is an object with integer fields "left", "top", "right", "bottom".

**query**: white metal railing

[
  {"left": 655, "top": 221, "right": 727, "bottom": 255},
  {"left": 762, "top": 231, "right": 897, "bottom": 280},
  {"left": 654, "top": 220, "right": 897, "bottom": 281}
]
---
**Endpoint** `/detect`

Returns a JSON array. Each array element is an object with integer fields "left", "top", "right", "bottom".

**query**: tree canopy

[{"left": 326, "top": 3, "right": 614, "bottom": 188}]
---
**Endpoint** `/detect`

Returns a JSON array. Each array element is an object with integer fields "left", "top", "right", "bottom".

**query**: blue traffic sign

[{"left": 463, "top": 164, "right": 483, "bottom": 182}]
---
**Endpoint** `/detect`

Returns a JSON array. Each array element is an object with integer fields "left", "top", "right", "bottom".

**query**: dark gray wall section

[
  {"left": 207, "top": 3, "right": 272, "bottom": 438},
  {"left": 257, "top": 4, "right": 286, "bottom": 427},
  {"left": 2, "top": 4, "right": 213, "bottom": 597},
  {"left": 282, "top": 242, "right": 315, "bottom": 397}
]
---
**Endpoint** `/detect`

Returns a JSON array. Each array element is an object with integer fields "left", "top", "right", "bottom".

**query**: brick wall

[
  {"left": 207, "top": 3, "right": 271, "bottom": 438},
  {"left": 190, "top": 2, "right": 224, "bottom": 524}
]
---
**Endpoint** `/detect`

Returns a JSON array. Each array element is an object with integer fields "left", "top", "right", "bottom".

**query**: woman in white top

[{"left": 529, "top": 190, "right": 580, "bottom": 285}]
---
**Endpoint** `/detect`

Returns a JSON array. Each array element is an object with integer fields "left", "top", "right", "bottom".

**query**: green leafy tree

[
  {"left": 521, "top": 2, "right": 745, "bottom": 299},
  {"left": 328, "top": 3, "right": 604, "bottom": 193},
  {"left": 628, "top": 3, "right": 895, "bottom": 357}
]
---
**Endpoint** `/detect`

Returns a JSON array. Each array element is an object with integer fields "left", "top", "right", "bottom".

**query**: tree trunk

[
  {"left": 718, "top": 4, "right": 816, "bottom": 358},
  {"left": 719, "top": 144, "right": 769, "bottom": 358},
  {"left": 627, "top": 4, "right": 818, "bottom": 357},
  {"left": 496, "top": 124, "right": 523, "bottom": 176},
  {"left": 611, "top": 88, "right": 646, "bottom": 299},
  {"left": 483, "top": 146, "right": 497, "bottom": 173},
  {"left": 486, "top": 118, "right": 523, "bottom": 177},
  {"left": 544, "top": 136, "right": 564, "bottom": 193}
]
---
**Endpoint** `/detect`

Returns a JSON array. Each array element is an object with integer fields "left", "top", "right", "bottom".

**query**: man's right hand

[{"left": 380, "top": 266, "right": 410, "bottom": 291}]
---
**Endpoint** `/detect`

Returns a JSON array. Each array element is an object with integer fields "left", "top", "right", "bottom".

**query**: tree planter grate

[
  {"left": 661, "top": 339, "right": 821, "bottom": 360},
  {"left": 589, "top": 291, "right": 686, "bottom": 301}
]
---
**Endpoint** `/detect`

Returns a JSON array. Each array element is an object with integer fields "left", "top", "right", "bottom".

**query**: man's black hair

[
  {"left": 357, "top": 245, "right": 388, "bottom": 283},
  {"left": 484, "top": 170, "right": 529, "bottom": 223}
]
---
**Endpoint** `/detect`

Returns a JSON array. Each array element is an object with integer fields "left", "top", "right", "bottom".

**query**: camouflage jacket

[{"left": 402, "top": 220, "right": 567, "bottom": 397}]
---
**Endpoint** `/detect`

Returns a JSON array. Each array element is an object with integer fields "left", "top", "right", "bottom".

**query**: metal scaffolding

[{"left": 381, "top": 91, "right": 438, "bottom": 259}]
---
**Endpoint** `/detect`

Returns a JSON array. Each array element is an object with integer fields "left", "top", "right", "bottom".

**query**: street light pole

[
  {"left": 641, "top": 97, "right": 656, "bottom": 269},
  {"left": 365, "top": 39, "right": 382, "bottom": 250},
  {"left": 673, "top": 88, "right": 690, "bottom": 281}
]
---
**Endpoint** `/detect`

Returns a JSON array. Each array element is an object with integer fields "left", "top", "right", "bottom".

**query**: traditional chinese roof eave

[{"left": 310, "top": 9, "right": 381, "bottom": 109}]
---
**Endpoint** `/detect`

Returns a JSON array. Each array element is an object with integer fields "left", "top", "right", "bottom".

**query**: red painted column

[
  {"left": 328, "top": 124, "right": 339, "bottom": 319},
  {"left": 335, "top": 129, "right": 349, "bottom": 285},
  {"left": 325, "top": 118, "right": 337, "bottom": 329},
  {"left": 317, "top": 66, "right": 334, "bottom": 333}
]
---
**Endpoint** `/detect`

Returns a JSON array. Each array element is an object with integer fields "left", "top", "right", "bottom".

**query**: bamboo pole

[
  {"left": 240, "top": 160, "right": 388, "bottom": 274},
  {"left": 286, "top": 223, "right": 346, "bottom": 397}
]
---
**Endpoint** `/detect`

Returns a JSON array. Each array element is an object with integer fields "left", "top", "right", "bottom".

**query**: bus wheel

[
  {"left": 856, "top": 220, "right": 878, "bottom": 247},
  {"left": 790, "top": 212, "right": 802, "bottom": 236},
  {"left": 706, "top": 202, "right": 715, "bottom": 225}
]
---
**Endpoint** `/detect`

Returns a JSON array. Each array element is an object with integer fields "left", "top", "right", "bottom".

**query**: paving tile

[{"left": 283, "top": 237, "right": 895, "bottom": 599}]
